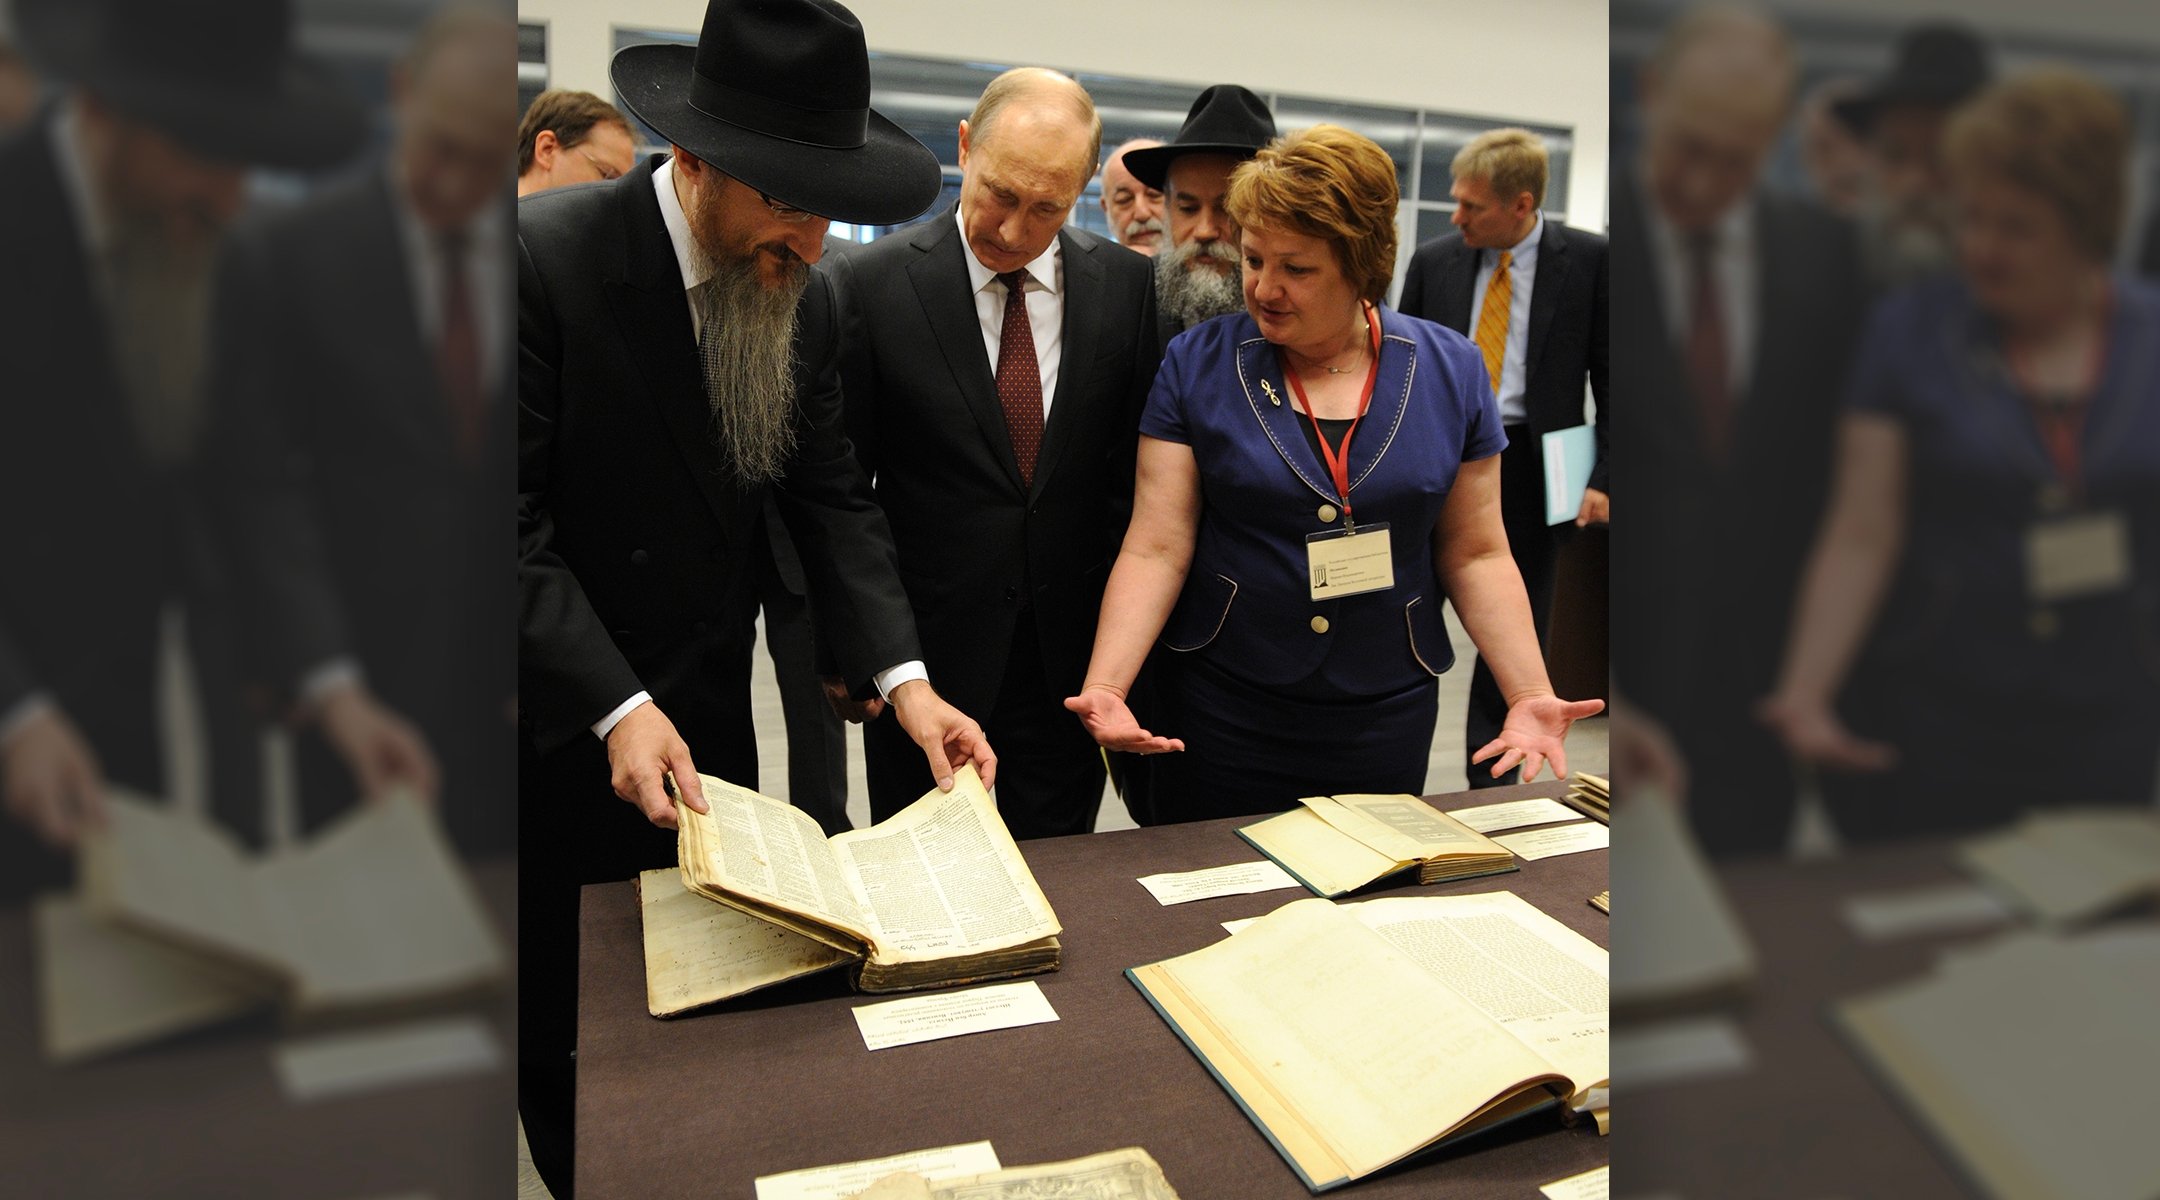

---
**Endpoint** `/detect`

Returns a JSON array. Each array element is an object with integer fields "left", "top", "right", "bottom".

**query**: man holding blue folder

[{"left": 1398, "top": 128, "right": 1609, "bottom": 787}]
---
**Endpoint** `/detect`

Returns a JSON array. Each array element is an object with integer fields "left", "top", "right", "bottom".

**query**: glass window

[{"left": 1270, "top": 98, "right": 1419, "bottom": 198}]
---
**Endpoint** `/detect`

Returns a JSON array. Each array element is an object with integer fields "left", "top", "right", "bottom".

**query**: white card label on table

[
  {"left": 1493, "top": 822, "right": 1610, "bottom": 861},
  {"left": 753, "top": 1141, "right": 1001, "bottom": 1200},
  {"left": 1136, "top": 859, "right": 1302, "bottom": 906},
  {"left": 1539, "top": 1164, "right": 1610, "bottom": 1200},
  {"left": 1221, "top": 917, "right": 1259, "bottom": 936},
  {"left": 273, "top": 1015, "right": 502, "bottom": 1104},
  {"left": 1611, "top": 1015, "right": 1754, "bottom": 1091},
  {"left": 851, "top": 981, "right": 1059, "bottom": 1051},
  {"left": 1841, "top": 883, "right": 2014, "bottom": 942},
  {"left": 1443, "top": 797, "right": 1585, "bottom": 833}
]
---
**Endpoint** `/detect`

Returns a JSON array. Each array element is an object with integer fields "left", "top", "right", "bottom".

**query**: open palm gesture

[{"left": 1472, "top": 695, "right": 1605, "bottom": 782}]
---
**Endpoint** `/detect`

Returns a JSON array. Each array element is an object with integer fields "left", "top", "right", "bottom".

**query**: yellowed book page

[
  {"left": 638, "top": 869, "right": 852, "bottom": 1016},
  {"left": 35, "top": 893, "right": 264, "bottom": 1063},
  {"left": 255, "top": 791, "right": 506, "bottom": 1014},
  {"left": 78, "top": 789, "right": 287, "bottom": 984},
  {"left": 1151, "top": 897, "right": 1565, "bottom": 1183},
  {"left": 1305, "top": 794, "right": 1505, "bottom": 865},
  {"left": 1958, "top": 810, "right": 2160, "bottom": 924},
  {"left": 1240, "top": 807, "right": 1402, "bottom": 896},
  {"left": 929, "top": 1146, "right": 1183, "bottom": 1199},
  {"left": 1610, "top": 793, "right": 1755, "bottom": 1011},
  {"left": 680, "top": 773, "right": 874, "bottom": 943},
  {"left": 831, "top": 766, "right": 1060, "bottom": 967},
  {"left": 1350, "top": 892, "right": 1608, "bottom": 1101}
]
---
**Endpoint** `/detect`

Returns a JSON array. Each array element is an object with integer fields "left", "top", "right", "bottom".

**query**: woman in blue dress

[
  {"left": 1063, "top": 125, "right": 1602, "bottom": 823},
  {"left": 1761, "top": 71, "right": 2160, "bottom": 839}
]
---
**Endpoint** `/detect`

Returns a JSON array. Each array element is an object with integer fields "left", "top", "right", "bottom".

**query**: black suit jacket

[
  {"left": 1607, "top": 168, "right": 1863, "bottom": 852},
  {"left": 517, "top": 157, "right": 918, "bottom": 759},
  {"left": 821, "top": 211, "right": 1161, "bottom": 718},
  {"left": 203, "top": 168, "right": 516, "bottom": 845},
  {"left": 1397, "top": 220, "right": 1610, "bottom": 494}
]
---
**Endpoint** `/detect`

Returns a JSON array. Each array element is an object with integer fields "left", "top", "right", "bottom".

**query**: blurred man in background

[
  {"left": 205, "top": 7, "right": 519, "bottom": 855},
  {"left": 1124, "top": 84, "right": 1275, "bottom": 347},
  {"left": 1398, "top": 127, "right": 1609, "bottom": 787},
  {"left": 516, "top": 87, "right": 635, "bottom": 195},
  {"left": 0, "top": 0, "right": 431, "bottom": 897},
  {"left": 1609, "top": 4, "right": 1864, "bottom": 857},
  {"left": 1832, "top": 23, "right": 1991, "bottom": 290},
  {"left": 1098, "top": 136, "right": 1164, "bottom": 254}
]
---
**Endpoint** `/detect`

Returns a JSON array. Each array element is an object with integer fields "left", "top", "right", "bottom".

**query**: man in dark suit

[
  {"left": 0, "top": 0, "right": 427, "bottom": 898},
  {"left": 1608, "top": 7, "right": 1864, "bottom": 856},
  {"left": 822, "top": 67, "right": 1161, "bottom": 837},
  {"left": 1398, "top": 127, "right": 1609, "bottom": 789},
  {"left": 516, "top": 2, "right": 993, "bottom": 1189},
  {"left": 205, "top": 9, "right": 518, "bottom": 855}
]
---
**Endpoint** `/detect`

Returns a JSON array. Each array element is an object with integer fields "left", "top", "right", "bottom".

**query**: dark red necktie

[
  {"left": 438, "top": 229, "right": 484, "bottom": 463},
  {"left": 994, "top": 269, "right": 1043, "bottom": 487},
  {"left": 1684, "top": 230, "right": 1732, "bottom": 465}
]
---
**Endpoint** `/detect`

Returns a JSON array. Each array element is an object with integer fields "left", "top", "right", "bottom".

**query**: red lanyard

[{"left": 1282, "top": 301, "right": 1383, "bottom": 523}]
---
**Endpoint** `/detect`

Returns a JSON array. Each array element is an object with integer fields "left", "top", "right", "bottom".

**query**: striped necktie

[{"left": 1474, "top": 250, "right": 1512, "bottom": 398}]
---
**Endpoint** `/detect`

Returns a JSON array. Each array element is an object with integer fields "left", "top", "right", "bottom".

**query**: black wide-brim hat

[
  {"left": 1125, "top": 84, "right": 1278, "bottom": 191},
  {"left": 1832, "top": 23, "right": 1992, "bottom": 136},
  {"left": 15, "top": 0, "right": 366, "bottom": 171},
  {"left": 611, "top": 0, "right": 940, "bottom": 226}
]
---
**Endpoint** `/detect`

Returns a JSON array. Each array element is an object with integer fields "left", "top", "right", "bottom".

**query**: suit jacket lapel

[
  {"left": 359, "top": 171, "right": 455, "bottom": 463},
  {"left": 1442, "top": 241, "right": 1478, "bottom": 335},
  {"left": 1237, "top": 335, "right": 1341, "bottom": 506},
  {"left": 1347, "top": 310, "right": 1414, "bottom": 492},
  {"left": 1031, "top": 228, "right": 1100, "bottom": 500},
  {"left": 1524, "top": 221, "right": 1572, "bottom": 393},
  {"left": 603, "top": 163, "right": 749, "bottom": 548},
  {"left": 1611, "top": 175, "right": 1704, "bottom": 466},
  {"left": 907, "top": 214, "right": 1026, "bottom": 495}
]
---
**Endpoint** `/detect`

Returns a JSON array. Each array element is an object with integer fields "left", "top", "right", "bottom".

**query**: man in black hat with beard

[
  {"left": 1124, "top": 85, "right": 1277, "bottom": 350},
  {"left": 0, "top": 0, "right": 435, "bottom": 895},
  {"left": 1831, "top": 23, "right": 1992, "bottom": 290},
  {"left": 516, "top": 0, "right": 994, "bottom": 1188}
]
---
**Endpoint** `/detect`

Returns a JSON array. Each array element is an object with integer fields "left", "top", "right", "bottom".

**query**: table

[
  {"left": 1618, "top": 837, "right": 1993, "bottom": 1200},
  {"left": 0, "top": 859, "right": 518, "bottom": 1200},
  {"left": 576, "top": 779, "right": 1609, "bottom": 1199}
]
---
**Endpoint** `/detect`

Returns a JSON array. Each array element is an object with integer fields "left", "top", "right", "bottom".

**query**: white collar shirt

[
  {"left": 652, "top": 155, "right": 711, "bottom": 338},
  {"left": 1468, "top": 212, "right": 1544, "bottom": 424},
  {"left": 1641, "top": 172, "right": 1757, "bottom": 399},
  {"left": 955, "top": 205, "right": 1063, "bottom": 418}
]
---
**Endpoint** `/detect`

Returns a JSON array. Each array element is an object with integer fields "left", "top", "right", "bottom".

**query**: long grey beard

[
  {"left": 101, "top": 214, "right": 218, "bottom": 467},
  {"left": 1156, "top": 237, "right": 1245, "bottom": 331},
  {"left": 1858, "top": 192, "right": 1956, "bottom": 290},
  {"left": 690, "top": 254, "right": 806, "bottom": 488}
]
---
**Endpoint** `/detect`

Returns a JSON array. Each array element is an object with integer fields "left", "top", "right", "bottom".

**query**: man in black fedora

[
  {"left": 0, "top": 0, "right": 433, "bottom": 896},
  {"left": 820, "top": 67, "right": 1160, "bottom": 838},
  {"left": 516, "top": 0, "right": 994, "bottom": 1188},
  {"left": 1124, "top": 85, "right": 1277, "bottom": 349},
  {"left": 1833, "top": 22, "right": 1992, "bottom": 289}
]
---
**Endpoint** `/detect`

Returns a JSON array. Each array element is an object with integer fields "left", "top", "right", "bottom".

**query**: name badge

[
  {"left": 1307, "top": 523, "right": 1394, "bottom": 600},
  {"left": 2026, "top": 510, "right": 2131, "bottom": 602}
]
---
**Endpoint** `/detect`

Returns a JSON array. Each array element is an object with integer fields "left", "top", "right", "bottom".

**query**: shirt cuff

[
  {"left": 298, "top": 657, "right": 366, "bottom": 705},
  {"left": 0, "top": 690, "right": 55, "bottom": 748},
  {"left": 871, "top": 661, "right": 928, "bottom": 701},
  {"left": 592, "top": 691, "right": 652, "bottom": 741}
]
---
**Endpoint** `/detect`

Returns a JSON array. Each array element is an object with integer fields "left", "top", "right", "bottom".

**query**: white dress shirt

[
  {"left": 955, "top": 205, "right": 1063, "bottom": 416},
  {"left": 595, "top": 158, "right": 926, "bottom": 741},
  {"left": 1641, "top": 174, "right": 1758, "bottom": 399},
  {"left": 1468, "top": 213, "right": 1543, "bottom": 424},
  {"left": 392, "top": 163, "right": 511, "bottom": 396}
]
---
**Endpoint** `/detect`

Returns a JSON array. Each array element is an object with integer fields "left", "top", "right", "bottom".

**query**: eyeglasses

[
  {"left": 577, "top": 150, "right": 623, "bottom": 182},
  {"left": 757, "top": 189, "right": 819, "bottom": 224}
]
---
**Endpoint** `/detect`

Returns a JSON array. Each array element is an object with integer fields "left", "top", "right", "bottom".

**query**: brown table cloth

[
  {"left": 1618, "top": 837, "right": 1990, "bottom": 1199},
  {"left": 576, "top": 778, "right": 1609, "bottom": 1199},
  {"left": 0, "top": 858, "right": 517, "bottom": 1199}
]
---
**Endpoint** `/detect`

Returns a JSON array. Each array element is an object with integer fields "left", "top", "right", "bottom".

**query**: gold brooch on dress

[{"left": 1259, "top": 379, "right": 1282, "bottom": 407}]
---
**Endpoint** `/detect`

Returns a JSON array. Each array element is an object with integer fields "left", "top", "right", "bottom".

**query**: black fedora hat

[
  {"left": 611, "top": 0, "right": 940, "bottom": 226},
  {"left": 14, "top": 0, "right": 365, "bottom": 171},
  {"left": 1124, "top": 85, "right": 1278, "bottom": 191},
  {"left": 1833, "top": 24, "right": 1992, "bottom": 135}
]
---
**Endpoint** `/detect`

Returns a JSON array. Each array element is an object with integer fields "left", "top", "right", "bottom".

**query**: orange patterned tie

[{"left": 1473, "top": 250, "right": 1512, "bottom": 398}]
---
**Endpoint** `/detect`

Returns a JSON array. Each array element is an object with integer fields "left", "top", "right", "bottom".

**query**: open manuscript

[
  {"left": 669, "top": 764, "right": 1060, "bottom": 998},
  {"left": 1128, "top": 892, "right": 1608, "bottom": 1192},
  {"left": 1237, "top": 793, "right": 1516, "bottom": 897}
]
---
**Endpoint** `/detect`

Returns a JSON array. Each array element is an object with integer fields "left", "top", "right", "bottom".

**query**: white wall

[{"left": 516, "top": 0, "right": 1611, "bottom": 232}]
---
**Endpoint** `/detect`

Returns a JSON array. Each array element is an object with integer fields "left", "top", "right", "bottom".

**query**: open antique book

[
  {"left": 1237, "top": 793, "right": 1516, "bottom": 897},
  {"left": 671, "top": 764, "right": 1061, "bottom": 995},
  {"left": 1129, "top": 892, "right": 1608, "bottom": 1192},
  {"left": 1609, "top": 788, "right": 1755, "bottom": 1018},
  {"left": 1957, "top": 808, "right": 2160, "bottom": 925},
  {"left": 53, "top": 788, "right": 505, "bottom": 1057}
]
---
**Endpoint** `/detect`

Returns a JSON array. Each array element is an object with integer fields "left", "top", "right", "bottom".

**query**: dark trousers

[
  {"left": 863, "top": 609, "right": 1103, "bottom": 839},
  {"left": 1467, "top": 426, "right": 1562, "bottom": 788},
  {"left": 754, "top": 550, "right": 851, "bottom": 836}
]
